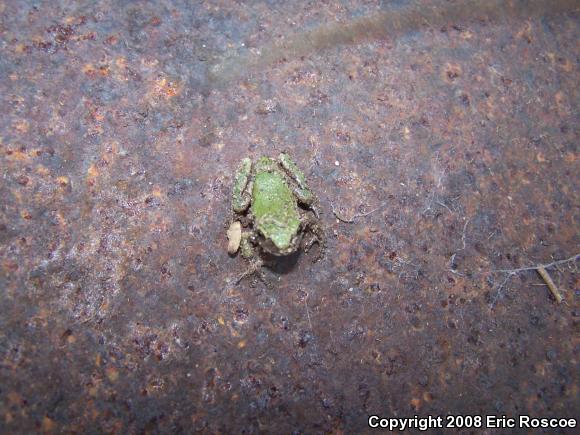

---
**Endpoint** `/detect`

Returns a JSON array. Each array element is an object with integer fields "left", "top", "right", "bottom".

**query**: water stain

[{"left": 208, "top": 0, "right": 578, "bottom": 86}]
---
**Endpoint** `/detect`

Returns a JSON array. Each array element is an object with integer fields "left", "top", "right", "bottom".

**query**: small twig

[
  {"left": 447, "top": 218, "right": 470, "bottom": 274},
  {"left": 460, "top": 219, "right": 470, "bottom": 251},
  {"left": 331, "top": 203, "right": 382, "bottom": 224},
  {"left": 448, "top": 268, "right": 465, "bottom": 277},
  {"left": 487, "top": 230, "right": 497, "bottom": 240},
  {"left": 488, "top": 253, "right": 579, "bottom": 305},
  {"left": 491, "top": 253, "right": 580, "bottom": 274},
  {"left": 304, "top": 296, "right": 313, "bottom": 332},
  {"left": 537, "top": 266, "right": 563, "bottom": 303}
]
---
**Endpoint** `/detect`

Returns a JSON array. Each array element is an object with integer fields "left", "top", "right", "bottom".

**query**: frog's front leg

[
  {"left": 232, "top": 158, "right": 253, "bottom": 213},
  {"left": 300, "top": 211, "right": 325, "bottom": 261},
  {"left": 278, "top": 153, "right": 314, "bottom": 207},
  {"left": 239, "top": 232, "right": 255, "bottom": 259}
]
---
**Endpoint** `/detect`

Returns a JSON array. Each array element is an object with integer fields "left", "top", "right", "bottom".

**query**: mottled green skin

[
  {"left": 240, "top": 233, "right": 254, "bottom": 259},
  {"left": 232, "top": 158, "right": 252, "bottom": 213},
  {"left": 278, "top": 153, "right": 313, "bottom": 205},
  {"left": 252, "top": 167, "right": 301, "bottom": 253}
]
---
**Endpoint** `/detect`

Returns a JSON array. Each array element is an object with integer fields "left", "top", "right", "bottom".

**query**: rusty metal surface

[{"left": 1, "top": 0, "right": 579, "bottom": 433}]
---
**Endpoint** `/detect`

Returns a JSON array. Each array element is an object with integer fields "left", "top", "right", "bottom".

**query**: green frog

[{"left": 227, "top": 153, "right": 324, "bottom": 283}]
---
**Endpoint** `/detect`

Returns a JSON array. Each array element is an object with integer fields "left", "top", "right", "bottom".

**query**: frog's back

[{"left": 251, "top": 171, "right": 300, "bottom": 249}]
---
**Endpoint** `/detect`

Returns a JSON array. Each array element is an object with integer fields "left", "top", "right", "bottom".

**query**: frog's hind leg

[
  {"left": 236, "top": 258, "right": 263, "bottom": 283},
  {"left": 235, "top": 259, "right": 273, "bottom": 288},
  {"left": 235, "top": 234, "right": 272, "bottom": 288},
  {"left": 301, "top": 212, "right": 325, "bottom": 262}
]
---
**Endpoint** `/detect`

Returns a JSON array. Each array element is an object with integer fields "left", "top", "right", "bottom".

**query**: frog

[{"left": 227, "top": 152, "right": 324, "bottom": 283}]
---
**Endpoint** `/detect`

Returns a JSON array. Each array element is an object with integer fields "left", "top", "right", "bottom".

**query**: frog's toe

[
  {"left": 235, "top": 259, "right": 272, "bottom": 288},
  {"left": 302, "top": 233, "right": 324, "bottom": 262}
]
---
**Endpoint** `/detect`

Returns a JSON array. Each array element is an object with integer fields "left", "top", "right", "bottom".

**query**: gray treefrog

[{"left": 227, "top": 152, "right": 324, "bottom": 282}]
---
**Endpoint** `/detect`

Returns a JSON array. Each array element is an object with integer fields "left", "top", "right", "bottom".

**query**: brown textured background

[{"left": 0, "top": 0, "right": 578, "bottom": 433}]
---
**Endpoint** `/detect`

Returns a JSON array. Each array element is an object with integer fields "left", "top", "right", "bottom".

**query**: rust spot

[{"left": 16, "top": 175, "right": 29, "bottom": 186}]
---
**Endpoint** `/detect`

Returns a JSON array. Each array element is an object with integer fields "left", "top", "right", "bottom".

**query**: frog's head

[{"left": 254, "top": 156, "right": 276, "bottom": 173}]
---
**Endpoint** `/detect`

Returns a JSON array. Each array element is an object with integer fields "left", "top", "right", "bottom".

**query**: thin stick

[
  {"left": 331, "top": 203, "right": 382, "bottom": 223},
  {"left": 460, "top": 219, "right": 470, "bottom": 250},
  {"left": 491, "top": 253, "right": 580, "bottom": 274},
  {"left": 537, "top": 266, "right": 563, "bottom": 303},
  {"left": 488, "top": 252, "right": 579, "bottom": 305},
  {"left": 304, "top": 296, "right": 313, "bottom": 332}
]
